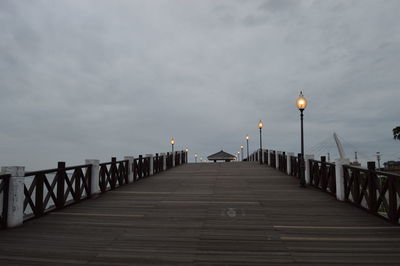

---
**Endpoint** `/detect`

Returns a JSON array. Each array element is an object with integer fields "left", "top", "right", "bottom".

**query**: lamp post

[
  {"left": 170, "top": 138, "right": 175, "bottom": 153},
  {"left": 237, "top": 151, "right": 240, "bottom": 162},
  {"left": 245, "top": 135, "right": 250, "bottom": 160},
  {"left": 185, "top": 148, "right": 189, "bottom": 163},
  {"left": 240, "top": 145, "right": 244, "bottom": 161},
  {"left": 258, "top": 120, "right": 263, "bottom": 164},
  {"left": 194, "top": 153, "right": 198, "bottom": 163},
  {"left": 296, "top": 91, "right": 308, "bottom": 187}
]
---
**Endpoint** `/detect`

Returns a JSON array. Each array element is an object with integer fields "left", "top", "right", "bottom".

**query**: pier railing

[
  {"left": 24, "top": 163, "right": 92, "bottom": 219},
  {"left": 344, "top": 163, "right": 400, "bottom": 223},
  {"left": 1, "top": 150, "right": 188, "bottom": 228},
  {"left": 99, "top": 158, "right": 128, "bottom": 192},
  {"left": 0, "top": 174, "right": 10, "bottom": 229},
  {"left": 309, "top": 157, "right": 336, "bottom": 196},
  {"left": 247, "top": 149, "right": 400, "bottom": 224}
]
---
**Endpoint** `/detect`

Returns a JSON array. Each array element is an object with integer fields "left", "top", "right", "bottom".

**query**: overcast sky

[{"left": 1, "top": 0, "right": 399, "bottom": 170}]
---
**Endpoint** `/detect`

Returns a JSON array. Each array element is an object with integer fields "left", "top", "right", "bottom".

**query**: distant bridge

[{"left": 1, "top": 149, "right": 400, "bottom": 265}]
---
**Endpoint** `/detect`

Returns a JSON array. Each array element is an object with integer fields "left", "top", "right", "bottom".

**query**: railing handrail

[{"left": 25, "top": 164, "right": 92, "bottom": 176}]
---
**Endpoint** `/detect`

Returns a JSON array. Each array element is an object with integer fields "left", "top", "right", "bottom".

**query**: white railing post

[
  {"left": 287, "top": 152, "right": 294, "bottom": 175},
  {"left": 161, "top": 153, "right": 167, "bottom": 171},
  {"left": 304, "top": 155, "right": 314, "bottom": 185},
  {"left": 146, "top": 154, "right": 154, "bottom": 175},
  {"left": 123, "top": 156, "right": 134, "bottom": 182},
  {"left": 335, "top": 158, "right": 350, "bottom": 201},
  {"left": 85, "top": 159, "right": 100, "bottom": 195},
  {"left": 2, "top": 166, "right": 25, "bottom": 228}
]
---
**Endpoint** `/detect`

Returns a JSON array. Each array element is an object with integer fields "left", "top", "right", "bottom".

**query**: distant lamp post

[
  {"left": 245, "top": 135, "right": 250, "bottom": 160},
  {"left": 240, "top": 145, "right": 244, "bottom": 161},
  {"left": 185, "top": 148, "right": 189, "bottom": 162},
  {"left": 296, "top": 91, "right": 308, "bottom": 187},
  {"left": 237, "top": 151, "right": 240, "bottom": 161},
  {"left": 258, "top": 120, "right": 263, "bottom": 164},
  {"left": 200, "top": 157, "right": 203, "bottom": 162},
  {"left": 170, "top": 138, "right": 175, "bottom": 153},
  {"left": 194, "top": 153, "right": 198, "bottom": 163}
]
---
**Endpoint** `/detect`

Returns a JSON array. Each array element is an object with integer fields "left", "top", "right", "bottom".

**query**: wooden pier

[{"left": 1, "top": 162, "right": 400, "bottom": 265}]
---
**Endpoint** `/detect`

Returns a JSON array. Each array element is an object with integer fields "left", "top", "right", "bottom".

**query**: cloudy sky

[{"left": 1, "top": 0, "right": 399, "bottom": 170}]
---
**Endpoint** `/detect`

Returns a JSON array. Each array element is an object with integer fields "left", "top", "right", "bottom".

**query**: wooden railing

[
  {"left": 344, "top": 163, "right": 400, "bottom": 223},
  {"left": 270, "top": 151, "right": 276, "bottom": 168},
  {"left": 290, "top": 155, "right": 299, "bottom": 178},
  {"left": 278, "top": 152, "right": 287, "bottom": 173},
  {"left": 153, "top": 153, "right": 163, "bottom": 175},
  {"left": 24, "top": 162, "right": 91, "bottom": 219},
  {"left": 99, "top": 158, "right": 129, "bottom": 192},
  {"left": 0, "top": 174, "right": 10, "bottom": 229},
  {"left": 249, "top": 148, "right": 400, "bottom": 224},
  {"left": 133, "top": 155, "right": 150, "bottom": 180},
  {"left": 263, "top": 150, "right": 268, "bottom": 164},
  {"left": 166, "top": 153, "right": 173, "bottom": 169},
  {"left": 1, "top": 151, "right": 187, "bottom": 228},
  {"left": 309, "top": 157, "right": 336, "bottom": 196}
]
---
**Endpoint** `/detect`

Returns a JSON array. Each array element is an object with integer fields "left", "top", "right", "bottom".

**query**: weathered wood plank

[{"left": 0, "top": 162, "right": 399, "bottom": 265}]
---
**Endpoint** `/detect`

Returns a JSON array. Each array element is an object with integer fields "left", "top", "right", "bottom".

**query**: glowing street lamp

[
  {"left": 194, "top": 153, "right": 198, "bottom": 163},
  {"left": 237, "top": 151, "right": 240, "bottom": 161},
  {"left": 296, "top": 91, "right": 308, "bottom": 187},
  {"left": 240, "top": 145, "right": 244, "bottom": 161},
  {"left": 170, "top": 138, "right": 175, "bottom": 153}
]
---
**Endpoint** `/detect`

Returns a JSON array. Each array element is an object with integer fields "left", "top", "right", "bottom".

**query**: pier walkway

[{"left": 1, "top": 162, "right": 400, "bottom": 265}]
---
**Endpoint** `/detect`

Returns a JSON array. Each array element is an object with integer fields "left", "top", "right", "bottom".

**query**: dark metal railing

[
  {"left": 0, "top": 174, "right": 10, "bottom": 229},
  {"left": 309, "top": 157, "right": 336, "bottom": 196},
  {"left": 343, "top": 162, "right": 400, "bottom": 223},
  {"left": 24, "top": 162, "right": 92, "bottom": 220}
]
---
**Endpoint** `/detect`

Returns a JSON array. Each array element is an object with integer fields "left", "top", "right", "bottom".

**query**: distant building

[
  {"left": 350, "top": 161, "right": 361, "bottom": 167},
  {"left": 207, "top": 150, "right": 236, "bottom": 162},
  {"left": 383, "top": 161, "right": 400, "bottom": 172}
]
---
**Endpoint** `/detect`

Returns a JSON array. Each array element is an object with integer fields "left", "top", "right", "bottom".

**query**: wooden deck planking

[{"left": 0, "top": 162, "right": 400, "bottom": 265}]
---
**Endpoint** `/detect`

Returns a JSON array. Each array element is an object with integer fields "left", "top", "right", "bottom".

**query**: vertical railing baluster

[
  {"left": 111, "top": 157, "right": 116, "bottom": 189},
  {"left": 56, "top": 162, "right": 66, "bottom": 209},
  {"left": 75, "top": 168, "right": 81, "bottom": 201},
  {"left": 367, "top": 162, "right": 377, "bottom": 211},
  {"left": 138, "top": 155, "right": 143, "bottom": 179},
  {"left": 353, "top": 168, "right": 360, "bottom": 204},
  {"left": 34, "top": 173, "right": 44, "bottom": 217},
  {"left": 387, "top": 175, "right": 397, "bottom": 223}
]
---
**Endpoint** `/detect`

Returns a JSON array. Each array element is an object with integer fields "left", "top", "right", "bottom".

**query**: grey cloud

[{"left": 0, "top": 0, "right": 399, "bottom": 170}]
